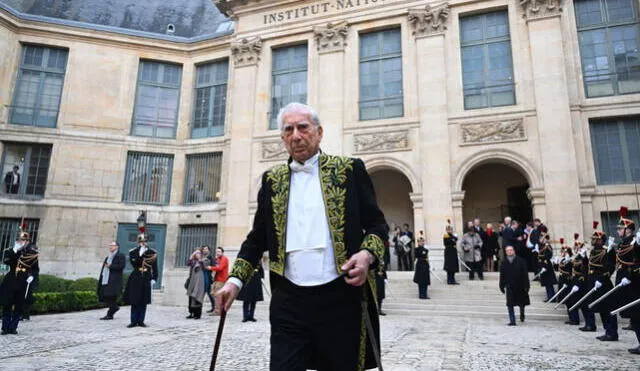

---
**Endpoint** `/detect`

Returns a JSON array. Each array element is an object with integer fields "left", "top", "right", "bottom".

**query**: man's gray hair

[{"left": 276, "top": 102, "right": 321, "bottom": 131}]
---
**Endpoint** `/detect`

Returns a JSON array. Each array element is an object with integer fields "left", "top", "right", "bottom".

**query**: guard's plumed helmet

[
  {"left": 591, "top": 221, "right": 606, "bottom": 241},
  {"left": 617, "top": 206, "right": 635, "bottom": 231}
]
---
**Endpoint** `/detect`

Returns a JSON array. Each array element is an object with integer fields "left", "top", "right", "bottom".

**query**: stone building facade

[{"left": 1, "top": 0, "right": 639, "bottom": 304}]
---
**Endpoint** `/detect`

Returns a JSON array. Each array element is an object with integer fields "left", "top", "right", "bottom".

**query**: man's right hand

[{"left": 215, "top": 282, "right": 240, "bottom": 312}]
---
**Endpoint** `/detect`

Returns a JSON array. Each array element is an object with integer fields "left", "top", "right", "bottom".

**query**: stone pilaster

[
  {"left": 525, "top": 7, "right": 582, "bottom": 240},
  {"left": 315, "top": 22, "right": 349, "bottom": 154},
  {"left": 520, "top": 0, "right": 563, "bottom": 21},
  {"left": 412, "top": 5, "right": 452, "bottom": 245},
  {"left": 223, "top": 40, "right": 261, "bottom": 247}
]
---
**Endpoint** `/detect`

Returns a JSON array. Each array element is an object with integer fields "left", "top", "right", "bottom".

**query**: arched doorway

[
  {"left": 461, "top": 163, "right": 533, "bottom": 227},
  {"left": 370, "top": 169, "right": 413, "bottom": 271}
]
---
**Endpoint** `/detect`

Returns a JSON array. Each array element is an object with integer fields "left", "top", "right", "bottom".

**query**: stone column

[
  {"left": 223, "top": 37, "right": 263, "bottom": 247},
  {"left": 522, "top": 0, "right": 583, "bottom": 238},
  {"left": 451, "top": 191, "right": 465, "bottom": 235},
  {"left": 409, "top": 4, "right": 453, "bottom": 245},
  {"left": 314, "top": 21, "right": 349, "bottom": 155}
]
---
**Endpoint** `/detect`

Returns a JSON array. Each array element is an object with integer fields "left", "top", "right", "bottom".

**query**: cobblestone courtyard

[{"left": 0, "top": 304, "right": 638, "bottom": 371}]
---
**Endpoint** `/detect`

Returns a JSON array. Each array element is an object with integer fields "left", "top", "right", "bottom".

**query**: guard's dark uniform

[
  {"left": 557, "top": 246, "right": 579, "bottom": 324},
  {"left": 413, "top": 242, "right": 430, "bottom": 299},
  {"left": 582, "top": 223, "right": 617, "bottom": 337},
  {"left": 122, "top": 235, "right": 158, "bottom": 327},
  {"left": 537, "top": 238, "right": 557, "bottom": 300},
  {"left": 1, "top": 232, "right": 39, "bottom": 335},
  {"left": 443, "top": 230, "right": 459, "bottom": 285},
  {"left": 565, "top": 251, "right": 588, "bottom": 326}
]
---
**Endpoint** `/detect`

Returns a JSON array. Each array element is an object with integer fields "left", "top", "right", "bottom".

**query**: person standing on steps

[
  {"left": 443, "top": 221, "right": 459, "bottom": 285},
  {"left": 499, "top": 245, "right": 530, "bottom": 326},
  {"left": 97, "top": 241, "right": 125, "bottom": 320},
  {"left": 413, "top": 236, "right": 430, "bottom": 299},
  {"left": 462, "top": 226, "right": 484, "bottom": 280},
  {"left": 238, "top": 262, "right": 264, "bottom": 322}
]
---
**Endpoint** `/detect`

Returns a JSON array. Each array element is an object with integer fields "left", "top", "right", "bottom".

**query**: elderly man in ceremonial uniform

[
  {"left": 1, "top": 226, "right": 39, "bottom": 335},
  {"left": 216, "top": 102, "right": 388, "bottom": 371},
  {"left": 122, "top": 233, "right": 158, "bottom": 328}
]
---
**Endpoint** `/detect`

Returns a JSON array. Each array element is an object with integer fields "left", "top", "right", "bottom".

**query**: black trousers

[
  {"left": 2, "top": 288, "right": 25, "bottom": 332},
  {"left": 467, "top": 261, "right": 483, "bottom": 279},
  {"left": 103, "top": 296, "right": 119, "bottom": 317},
  {"left": 269, "top": 276, "right": 368, "bottom": 371},
  {"left": 188, "top": 297, "right": 202, "bottom": 319}
]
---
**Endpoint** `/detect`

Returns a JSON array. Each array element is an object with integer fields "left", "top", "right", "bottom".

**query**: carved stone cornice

[
  {"left": 520, "top": 0, "right": 563, "bottom": 21},
  {"left": 354, "top": 130, "right": 409, "bottom": 154},
  {"left": 459, "top": 119, "right": 526, "bottom": 146},
  {"left": 313, "top": 21, "right": 349, "bottom": 54},
  {"left": 408, "top": 3, "right": 450, "bottom": 39},
  {"left": 231, "top": 37, "right": 263, "bottom": 68},
  {"left": 261, "top": 140, "right": 288, "bottom": 161}
]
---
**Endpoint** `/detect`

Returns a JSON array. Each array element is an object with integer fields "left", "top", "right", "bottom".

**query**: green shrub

[
  {"left": 30, "top": 291, "right": 103, "bottom": 314},
  {"left": 37, "top": 274, "right": 73, "bottom": 293},
  {"left": 69, "top": 277, "right": 98, "bottom": 292}
]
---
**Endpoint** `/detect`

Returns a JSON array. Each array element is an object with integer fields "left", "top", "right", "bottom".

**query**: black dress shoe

[
  {"left": 127, "top": 323, "right": 137, "bottom": 328},
  {"left": 186, "top": 314, "right": 194, "bottom": 319},
  {"left": 565, "top": 320, "right": 580, "bottom": 325},
  {"left": 0, "top": 330, "right": 7, "bottom": 335},
  {"left": 507, "top": 322, "right": 516, "bottom": 326},
  {"left": 379, "top": 311, "right": 387, "bottom": 316},
  {"left": 100, "top": 315, "right": 114, "bottom": 320},
  {"left": 241, "top": 319, "right": 248, "bottom": 323},
  {"left": 138, "top": 323, "right": 147, "bottom": 328},
  {"left": 628, "top": 347, "right": 640, "bottom": 355},
  {"left": 579, "top": 327, "right": 596, "bottom": 332},
  {"left": 206, "top": 309, "right": 215, "bottom": 313},
  {"left": 249, "top": 318, "right": 257, "bottom": 322},
  {"left": 597, "top": 334, "right": 618, "bottom": 341},
  {"left": 9, "top": 330, "right": 17, "bottom": 335}
]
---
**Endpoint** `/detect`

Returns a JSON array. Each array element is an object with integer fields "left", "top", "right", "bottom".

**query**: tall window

[
  {"left": 0, "top": 218, "right": 40, "bottom": 272},
  {"left": 184, "top": 152, "right": 223, "bottom": 204},
  {"left": 123, "top": 152, "right": 174, "bottom": 205},
  {"left": 359, "top": 29, "right": 404, "bottom": 120},
  {"left": 132, "top": 61, "right": 182, "bottom": 138},
  {"left": 590, "top": 117, "right": 640, "bottom": 185},
  {"left": 575, "top": 0, "right": 640, "bottom": 97},
  {"left": 460, "top": 11, "right": 515, "bottom": 109},
  {"left": 270, "top": 44, "right": 308, "bottom": 129},
  {"left": 193, "top": 60, "right": 228, "bottom": 138},
  {"left": 601, "top": 210, "right": 639, "bottom": 240},
  {"left": 175, "top": 224, "right": 218, "bottom": 267},
  {"left": 1, "top": 142, "right": 52, "bottom": 198},
  {"left": 11, "top": 45, "right": 68, "bottom": 127}
]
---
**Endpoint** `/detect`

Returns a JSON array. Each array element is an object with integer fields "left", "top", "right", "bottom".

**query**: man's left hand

[{"left": 341, "top": 250, "right": 374, "bottom": 287}]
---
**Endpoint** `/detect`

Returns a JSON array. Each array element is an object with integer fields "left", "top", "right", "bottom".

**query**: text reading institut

[{"left": 1, "top": 0, "right": 639, "bottom": 304}]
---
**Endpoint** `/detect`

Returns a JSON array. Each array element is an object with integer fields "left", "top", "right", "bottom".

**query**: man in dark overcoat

[
  {"left": 216, "top": 102, "right": 389, "bottom": 371},
  {"left": 1, "top": 229, "right": 39, "bottom": 335},
  {"left": 97, "top": 241, "right": 126, "bottom": 320},
  {"left": 443, "top": 223, "right": 459, "bottom": 284},
  {"left": 122, "top": 233, "right": 158, "bottom": 328},
  {"left": 499, "top": 245, "right": 530, "bottom": 326}
]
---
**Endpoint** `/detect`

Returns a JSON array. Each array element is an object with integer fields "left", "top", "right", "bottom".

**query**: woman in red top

[{"left": 208, "top": 247, "right": 229, "bottom": 315}]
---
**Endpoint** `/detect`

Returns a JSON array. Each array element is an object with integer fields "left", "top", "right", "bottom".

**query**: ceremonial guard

[
  {"left": 556, "top": 239, "right": 580, "bottom": 325},
  {"left": 413, "top": 236, "right": 430, "bottom": 299},
  {"left": 1, "top": 224, "right": 39, "bottom": 335},
  {"left": 443, "top": 221, "right": 459, "bottom": 285},
  {"left": 122, "top": 232, "right": 158, "bottom": 328},
  {"left": 536, "top": 234, "right": 557, "bottom": 301},
  {"left": 603, "top": 207, "right": 640, "bottom": 352},
  {"left": 580, "top": 222, "right": 617, "bottom": 337},
  {"left": 563, "top": 237, "right": 589, "bottom": 328}
]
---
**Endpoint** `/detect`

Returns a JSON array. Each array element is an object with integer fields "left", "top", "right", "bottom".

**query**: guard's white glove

[
  {"left": 636, "top": 230, "right": 640, "bottom": 241},
  {"left": 539, "top": 267, "right": 547, "bottom": 274},
  {"left": 13, "top": 242, "right": 24, "bottom": 253},
  {"left": 527, "top": 240, "right": 534, "bottom": 249},
  {"left": 594, "top": 281, "right": 602, "bottom": 290},
  {"left": 579, "top": 249, "right": 587, "bottom": 258},
  {"left": 620, "top": 277, "right": 631, "bottom": 286},
  {"left": 453, "top": 233, "right": 458, "bottom": 238},
  {"left": 384, "top": 279, "right": 389, "bottom": 285},
  {"left": 607, "top": 236, "right": 615, "bottom": 248},
  {"left": 571, "top": 285, "right": 580, "bottom": 293},
  {"left": 150, "top": 280, "right": 156, "bottom": 286},
  {"left": 26, "top": 276, "right": 34, "bottom": 284}
]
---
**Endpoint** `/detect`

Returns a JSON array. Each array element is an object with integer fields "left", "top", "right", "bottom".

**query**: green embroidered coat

[{"left": 230, "top": 153, "right": 389, "bottom": 370}]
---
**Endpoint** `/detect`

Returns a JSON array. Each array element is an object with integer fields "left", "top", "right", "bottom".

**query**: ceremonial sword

[
  {"left": 588, "top": 283, "right": 623, "bottom": 310},
  {"left": 457, "top": 256, "right": 472, "bottom": 271},
  {"left": 611, "top": 297, "right": 640, "bottom": 316},
  {"left": 209, "top": 308, "right": 227, "bottom": 371},
  {"left": 569, "top": 287, "right": 598, "bottom": 312},
  {"left": 554, "top": 289, "right": 577, "bottom": 310},
  {"left": 429, "top": 268, "right": 444, "bottom": 283},
  {"left": 547, "top": 284, "right": 568, "bottom": 304}
]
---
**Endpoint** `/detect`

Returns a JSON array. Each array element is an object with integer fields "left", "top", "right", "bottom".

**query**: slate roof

[{"left": 0, "top": 0, "right": 233, "bottom": 42}]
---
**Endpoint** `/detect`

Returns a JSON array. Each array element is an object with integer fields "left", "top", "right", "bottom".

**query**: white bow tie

[{"left": 290, "top": 162, "right": 313, "bottom": 174}]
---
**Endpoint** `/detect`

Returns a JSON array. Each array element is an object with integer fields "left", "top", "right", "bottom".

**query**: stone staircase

[{"left": 382, "top": 271, "right": 567, "bottom": 322}]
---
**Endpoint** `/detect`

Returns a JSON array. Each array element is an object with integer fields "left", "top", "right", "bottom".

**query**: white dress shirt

[{"left": 284, "top": 153, "right": 338, "bottom": 286}]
